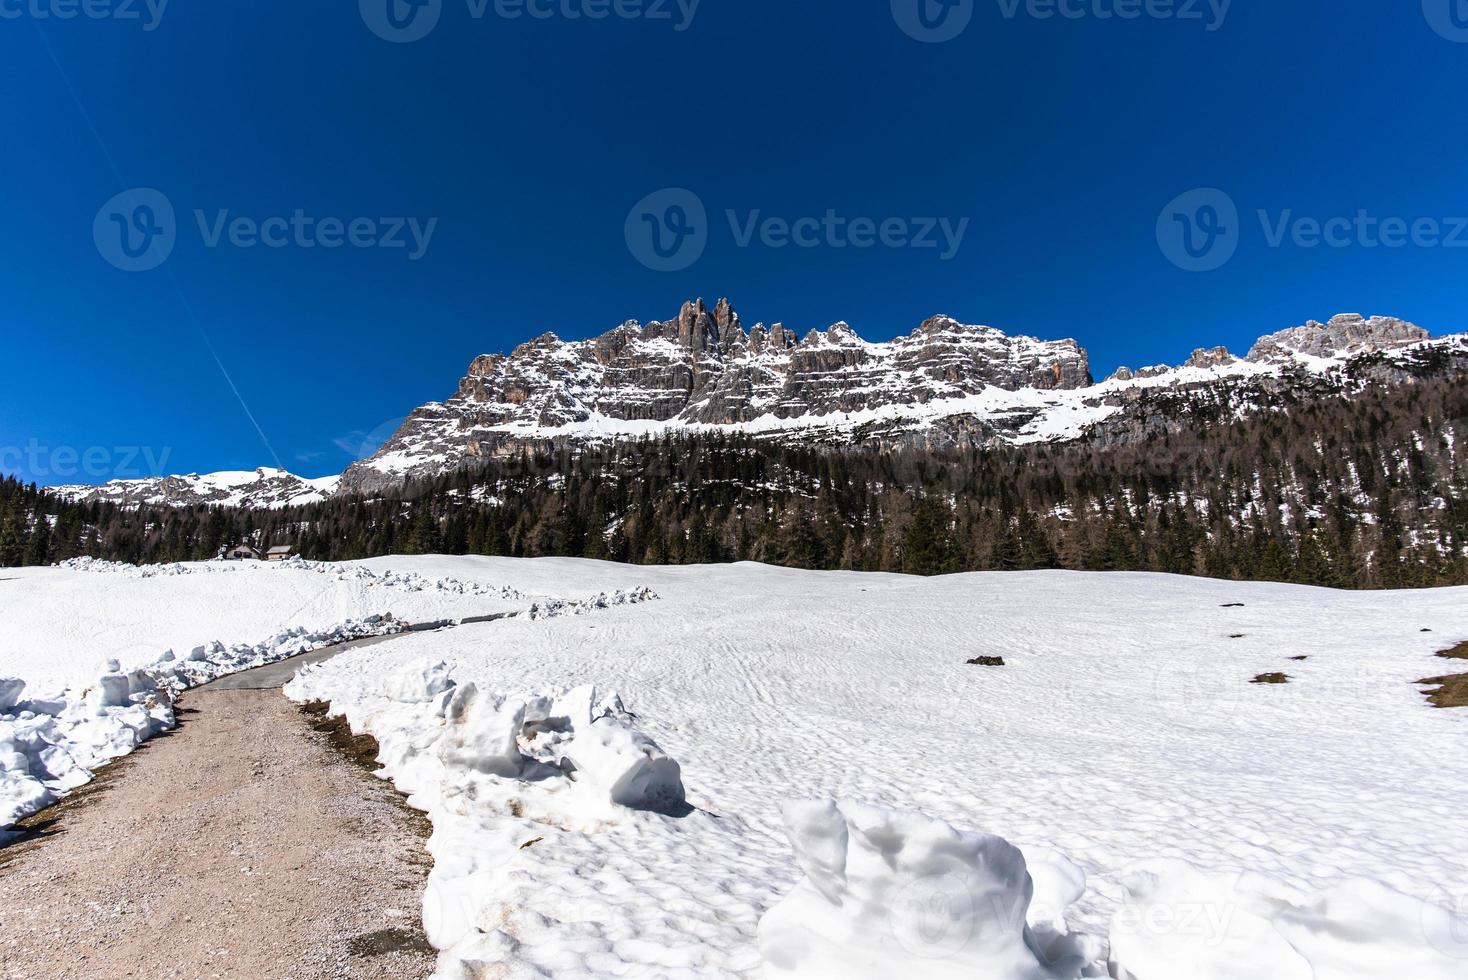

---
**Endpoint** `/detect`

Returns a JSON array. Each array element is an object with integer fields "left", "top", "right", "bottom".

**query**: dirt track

[{"left": 0, "top": 689, "right": 434, "bottom": 980}]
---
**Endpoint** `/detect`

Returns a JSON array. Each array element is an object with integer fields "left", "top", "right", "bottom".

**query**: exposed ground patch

[{"left": 1415, "top": 642, "right": 1468, "bottom": 709}]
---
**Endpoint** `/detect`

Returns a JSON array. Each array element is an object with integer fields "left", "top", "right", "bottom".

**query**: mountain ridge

[{"left": 47, "top": 302, "right": 1468, "bottom": 508}]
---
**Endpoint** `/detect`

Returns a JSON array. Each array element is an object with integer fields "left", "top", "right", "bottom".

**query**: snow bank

[
  {"left": 59, "top": 555, "right": 526, "bottom": 600},
  {"left": 562, "top": 715, "right": 685, "bottom": 811},
  {"left": 1109, "top": 859, "right": 1468, "bottom": 980},
  {"left": 758, "top": 800, "right": 1091, "bottom": 979},
  {"left": 524, "top": 586, "right": 659, "bottom": 619},
  {"left": 284, "top": 649, "right": 687, "bottom": 976},
  {"left": 1, "top": 665, "right": 174, "bottom": 829},
  {"left": 3, "top": 559, "right": 537, "bottom": 693},
  {"left": 0, "top": 615, "right": 403, "bottom": 832}
]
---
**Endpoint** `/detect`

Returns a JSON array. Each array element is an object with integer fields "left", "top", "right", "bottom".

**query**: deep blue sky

[{"left": 4, "top": 1, "right": 1468, "bottom": 485}]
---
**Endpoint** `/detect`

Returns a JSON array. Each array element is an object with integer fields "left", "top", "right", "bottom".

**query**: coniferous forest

[{"left": 4, "top": 374, "right": 1465, "bottom": 589}]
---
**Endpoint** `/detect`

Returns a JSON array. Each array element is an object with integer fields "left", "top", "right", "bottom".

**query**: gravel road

[{"left": 0, "top": 688, "right": 435, "bottom": 980}]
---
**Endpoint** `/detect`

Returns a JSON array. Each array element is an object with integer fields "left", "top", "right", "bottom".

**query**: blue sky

[{"left": 4, "top": 1, "right": 1468, "bottom": 485}]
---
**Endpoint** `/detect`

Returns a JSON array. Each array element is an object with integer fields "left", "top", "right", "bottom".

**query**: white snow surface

[
  {"left": 0, "top": 556, "right": 546, "bottom": 832},
  {"left": 0, "top": 557, "right": 530, "bottom": 693},
  {"left": 280, "top": 557, "right": 1468, "bottom": 978}
]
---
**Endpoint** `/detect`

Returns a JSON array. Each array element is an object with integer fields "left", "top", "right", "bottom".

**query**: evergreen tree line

[{"left": 3, "top": 374, "right": 1465, "bottom": 588}]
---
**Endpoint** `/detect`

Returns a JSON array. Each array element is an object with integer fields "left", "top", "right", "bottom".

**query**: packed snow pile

[
  {"left": 56, "top": 556, "right": 197, "bottom": 576},
  {"left": 0, "top": 615, "right": 403, "bottom": 832},
  {"left": 1, "top": 662, "right": 174, "bottom": 830},
  {"left": 1109, "top": 859, "right": 1468, "bottom": 980},
  {"left": 148, "top": 616, "right": 404, "bottom": 693},
  {"left": 759, "top": 800, "right": 1099, "bottom": 979},
  {"left": 525, "top": 586, "right": 659, "bottom": 619},
  {"left": 58, "top": 555, "right": 526, "bottom": 600},
  {"left": 285, "top": 660, "right": 691, "bottom": 973},
  {"left": 2, "top": 558, "right": 535, "bottom": 692},
  {"left": 276, "top": 557, "right": 527, "bottom": 600}
]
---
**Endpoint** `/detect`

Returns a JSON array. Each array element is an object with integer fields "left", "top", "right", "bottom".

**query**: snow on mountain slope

[
  {"left": 286, "top": 557, "right": 1468, "bottom": 978},
  {"left": 340, "top": 306, "right": 1468, "bottom": 493},
  {"left": 40, "top": 308, "right": 1466, "bottom": 505},
  {"left": 49, "top": 467, "right": 340, "bottom": 510}
]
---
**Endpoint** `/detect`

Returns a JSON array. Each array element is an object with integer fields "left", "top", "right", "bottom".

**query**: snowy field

[
  {"left": 5, "top": 556, "right": 1468, "bottom": 977},
  {"left": 0, "top": 557, "right": 547, "bottom": 831},
  {"left": 290, "top": 558, "right": 1468, "bottom": 978},
  {"left": 0, "top": 557, "right": 531, "bottom": 692}
]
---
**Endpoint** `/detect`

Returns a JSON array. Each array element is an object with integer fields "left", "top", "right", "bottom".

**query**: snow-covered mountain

[
  {"left": 51, "top": 468, "right": 340, "bottom": 510},
  {"left": 45, "top": 303, "right": 1468, "bottom": 507},
  {"left": 339, "top": 301, "right": 1468, "bottom": 493}
]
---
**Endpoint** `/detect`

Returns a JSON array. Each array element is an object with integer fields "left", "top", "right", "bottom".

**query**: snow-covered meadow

[
  {"left": 290, "top": 557, "right": 1468, "bottom": 978},
  {"left": 5, "top": 555, "right": 1468, "bottom": 977},
  {"left": 0, "top": 557, "right": 536, "bottom": 830}
]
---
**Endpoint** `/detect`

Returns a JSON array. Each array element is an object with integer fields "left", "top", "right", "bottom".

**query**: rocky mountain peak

[
  {"left": 1185, "top": 347, "right": 1238, "bottom": 370},
  {"left": 1247, "top": 314, "right": 1430, "bottom": 362},
  {"left": 331, "top": 302, "right": 1464, "bottom": 496}
]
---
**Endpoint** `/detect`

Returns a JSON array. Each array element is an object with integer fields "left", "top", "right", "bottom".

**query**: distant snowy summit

[
  {"left": 52, "top": 468, "right": 339, "bottom": 510},
  {"left": 49, "top": 303, "right": 1468, "bottom": 507}
]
